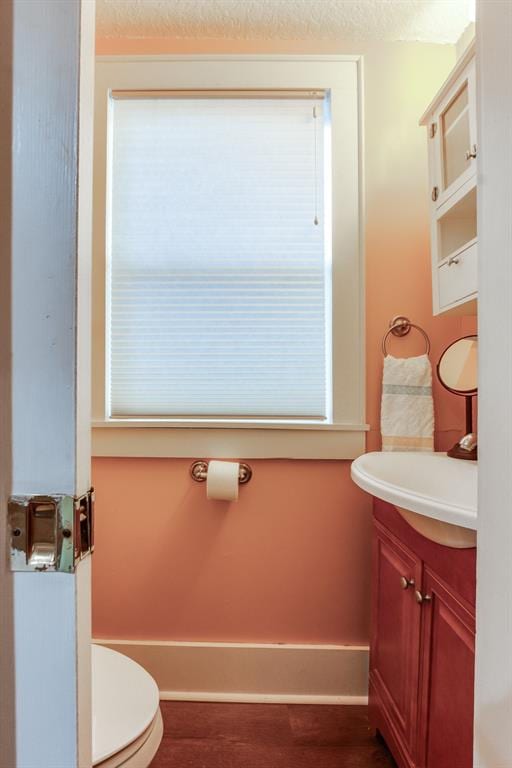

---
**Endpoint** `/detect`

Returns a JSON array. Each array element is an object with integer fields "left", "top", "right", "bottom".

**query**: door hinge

[
  {"left": 429, "top": 122, "right": 437, "bottom": 138},
  {"left": 8, "top": 488, "right": 94, "bottom": 573}
]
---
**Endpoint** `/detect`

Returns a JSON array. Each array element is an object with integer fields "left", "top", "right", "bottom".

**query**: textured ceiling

[{"left": 96, "top": 0, "right": 472, "bottom": 44}]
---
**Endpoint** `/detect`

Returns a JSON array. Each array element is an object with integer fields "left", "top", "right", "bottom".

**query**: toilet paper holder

[{"left": 190, "top": 460, "right": 253, "bottom": 485}]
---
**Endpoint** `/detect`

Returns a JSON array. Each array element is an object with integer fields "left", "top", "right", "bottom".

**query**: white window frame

[{"left": 92, "top": 55, "right": 366, "bottom": 459}]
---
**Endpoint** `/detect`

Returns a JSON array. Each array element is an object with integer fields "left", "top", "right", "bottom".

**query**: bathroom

[{"left": 0, "top": 1, "right": 510, "bottom": 767}]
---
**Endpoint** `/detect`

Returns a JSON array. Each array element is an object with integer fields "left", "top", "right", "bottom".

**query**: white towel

[{"left": 381, "top": 354, "right": 434, "bottom": 452}]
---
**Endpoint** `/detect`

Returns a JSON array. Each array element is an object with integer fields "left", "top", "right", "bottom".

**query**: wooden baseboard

[{"left": 93, "top": 639, "right": 369, "bottom": 705}]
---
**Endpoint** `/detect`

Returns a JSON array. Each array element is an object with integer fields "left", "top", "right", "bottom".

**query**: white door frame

[
  {"left": 474, "top": 2, "right": 512, "bottom": 766},
  {"left": 0, "top": 1, "right": 95, "bottom": 766}
]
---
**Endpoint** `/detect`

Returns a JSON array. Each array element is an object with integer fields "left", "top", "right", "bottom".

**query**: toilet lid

[{"left": 92, "top": 644, "right": 160, "bottom": 765}]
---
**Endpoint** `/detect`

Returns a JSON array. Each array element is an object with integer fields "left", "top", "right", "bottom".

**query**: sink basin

[{"left": 351, "top": 452, "right": 477, "bottom": 548}]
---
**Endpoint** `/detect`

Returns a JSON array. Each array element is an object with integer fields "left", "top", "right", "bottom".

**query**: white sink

[{"left": 351, "top": 452, "right": 477, "bottom": 548}]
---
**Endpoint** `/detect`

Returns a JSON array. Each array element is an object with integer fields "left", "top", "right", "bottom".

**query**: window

[
  {"left": 109, "top": 93, "right": 329, "bottom": 420},
  {"left": 93, "top": 56, "right": 366, "bottom": 459}
]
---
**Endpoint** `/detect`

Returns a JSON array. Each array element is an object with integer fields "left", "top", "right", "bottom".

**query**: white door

[{"left": 0, "top": 1, "right": 95, "bottom": 766}]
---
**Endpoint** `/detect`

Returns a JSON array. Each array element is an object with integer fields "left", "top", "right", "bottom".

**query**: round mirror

[{"left": 437, "top": 335, "right": 478, "bottom": 395}]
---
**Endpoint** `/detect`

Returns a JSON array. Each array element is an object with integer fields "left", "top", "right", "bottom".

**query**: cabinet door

[
  {"left": 416, "top": 569, "right": 475, "bottom": 768},
  {"left": 370, "top": 522, "right": 423, "bottom": 757},
  {"left": 432, "top": 59, "right": 477, "bottom": 209}
]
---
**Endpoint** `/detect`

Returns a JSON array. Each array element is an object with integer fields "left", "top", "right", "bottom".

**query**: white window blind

[{"left": 108, "top": 94, "right": 330, "bottom": 420}]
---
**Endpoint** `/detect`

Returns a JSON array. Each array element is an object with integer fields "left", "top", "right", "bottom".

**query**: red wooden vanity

[{"left": 370, "top": 499, "right": 476, "bottom": 768}]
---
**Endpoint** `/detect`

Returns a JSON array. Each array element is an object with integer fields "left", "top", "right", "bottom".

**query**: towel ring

[{"left": 381, "top": 315, "right": 431, "bottom": 356}]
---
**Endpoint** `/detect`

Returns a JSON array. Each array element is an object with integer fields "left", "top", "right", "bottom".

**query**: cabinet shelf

[{"left": 436, "top": 183, "right": 477, "bottom": 265}]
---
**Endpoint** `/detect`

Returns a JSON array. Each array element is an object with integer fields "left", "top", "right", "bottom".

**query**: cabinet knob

[
  {"left": 400, "top": 576, "right": 415, "bottom": 590},
  {"left": 431, "top": 186, "right": 439, "bottom": 202},
  {"left": 465, "top": 144, "right": 477, "bottom": 160},
  {"left": 448, "top": 255, "right": 460, "bottom": 266},
  {"left": 415, "top": 590, "right": 432, "bottom": 604}
]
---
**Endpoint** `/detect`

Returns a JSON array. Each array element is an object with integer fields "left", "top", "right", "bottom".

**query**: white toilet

[{"left": 92, "top": 645, "right": 163, "bottom": 768}]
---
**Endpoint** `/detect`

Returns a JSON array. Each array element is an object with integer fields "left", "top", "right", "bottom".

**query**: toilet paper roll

[{"left": 206, "top": 460, "right": 239, "bottom": 501}]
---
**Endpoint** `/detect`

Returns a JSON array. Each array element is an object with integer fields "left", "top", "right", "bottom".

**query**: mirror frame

[{"left": 436, "top": 334, "right": 478, "bottom": 397}]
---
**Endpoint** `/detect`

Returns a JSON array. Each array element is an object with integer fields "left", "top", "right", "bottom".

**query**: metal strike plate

[{"left": 8, "top": 488, "right": 94, "bottom": 573}]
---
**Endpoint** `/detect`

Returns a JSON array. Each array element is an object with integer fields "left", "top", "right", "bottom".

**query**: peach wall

[
  {"left": 92, "top": 35, "right": 476, "bottom": 645},
  {"left": 92, "top": 459, "right": 372, "bottom": 643}
]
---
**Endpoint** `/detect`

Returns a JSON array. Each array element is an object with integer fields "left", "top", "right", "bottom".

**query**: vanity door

[
  {"left": 416, "top": 568, "right": 475, "bottom": 768},
  {"left": 370, "top": 521, "right": 423, "bottom": 762}
]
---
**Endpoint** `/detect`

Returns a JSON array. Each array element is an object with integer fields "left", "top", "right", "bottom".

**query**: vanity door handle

[
  {"left": 415, "top": 590, "right": 432, "bottom": 604},
  {"left": 400, "top": 576, "right": 415, "bottom": 590},
  {"left": 465, "top": 145, "right": 477, "bottom": 160},
  {"left": 448, "top": 255, "right": 460, "bottom": 266}
]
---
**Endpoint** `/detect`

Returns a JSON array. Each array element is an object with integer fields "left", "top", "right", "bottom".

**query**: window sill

[{"left": 91, "top": 421, "right": 369, "bottom": 460}]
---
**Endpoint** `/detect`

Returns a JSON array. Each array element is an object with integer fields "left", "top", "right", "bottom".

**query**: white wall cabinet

[{"left": 421, "top": 41, "right": 477, "bottom": 315}]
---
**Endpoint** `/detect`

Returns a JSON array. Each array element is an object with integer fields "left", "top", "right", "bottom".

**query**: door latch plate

[{"left": 8, "top": 489, "right": 94, "bottom": 573}]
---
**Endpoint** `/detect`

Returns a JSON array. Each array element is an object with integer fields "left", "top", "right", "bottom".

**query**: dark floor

[{"left": 149, "top": 702, "right": 397, "bottom": 768}]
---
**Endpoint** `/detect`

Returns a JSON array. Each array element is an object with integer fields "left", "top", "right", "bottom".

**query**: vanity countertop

[{"left": 351, "top": 451, "right": 477, "bottom": 531}]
